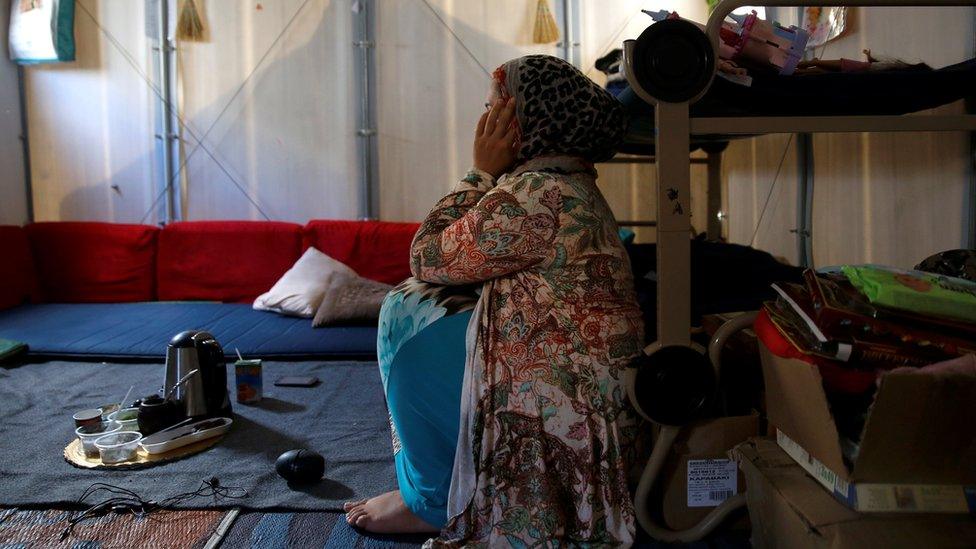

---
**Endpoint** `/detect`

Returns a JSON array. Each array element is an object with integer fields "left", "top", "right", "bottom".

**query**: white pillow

[{"left": 253, "top": 247, "right": 357, "bottom": 317}]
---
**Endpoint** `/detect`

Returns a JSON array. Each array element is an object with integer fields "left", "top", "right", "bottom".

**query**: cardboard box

[
  {"left": 733, "top": 438, "right": 976, "bottom": 549},
  {"left": 655, "top": 413, "right": 759, "bottom": 530},
  {"left": 759, "top": 344, "right": 976, "bottom": 513}
]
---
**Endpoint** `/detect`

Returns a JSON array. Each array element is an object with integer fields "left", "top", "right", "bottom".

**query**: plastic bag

[
  {"left": 842, "top": 264, "right": 976, "bottom": 324},
  {"left": 802, "top": 6, "right": 847, "bottom": 50}
]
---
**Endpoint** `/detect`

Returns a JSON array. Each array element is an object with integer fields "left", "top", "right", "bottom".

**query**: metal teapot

[{"left": 163, "top": 330, "right": 232, "bottom": 419}]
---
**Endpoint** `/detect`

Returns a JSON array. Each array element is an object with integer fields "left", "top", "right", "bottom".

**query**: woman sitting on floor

[{"left": 344, "top": 55, "right": 646, "bottom": 546}]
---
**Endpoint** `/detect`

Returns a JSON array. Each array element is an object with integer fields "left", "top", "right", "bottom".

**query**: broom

[
  {"left": 177, "top": 0, "right": 205, "bottom": 42},
  {"left": 533, "top": 0, "right": 560, "bottom": 44}
]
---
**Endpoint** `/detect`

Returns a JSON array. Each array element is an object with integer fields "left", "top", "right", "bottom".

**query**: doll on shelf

[{"left": 795, "top": 49, "right": 931, "bottom": 74}]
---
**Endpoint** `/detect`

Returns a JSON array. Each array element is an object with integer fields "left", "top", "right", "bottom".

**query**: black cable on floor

[{"left": 59, "top": 478, "right": 248, "bottom": 542}]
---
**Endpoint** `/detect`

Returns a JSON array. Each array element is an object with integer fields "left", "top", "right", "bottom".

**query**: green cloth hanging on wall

[{"left": 8, "top": 0, "right": 76, "bottom": 64}]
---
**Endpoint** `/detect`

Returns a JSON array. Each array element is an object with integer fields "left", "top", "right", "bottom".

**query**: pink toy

[{"left": 726, "top": 11, "right": 809, "bottom": 75}]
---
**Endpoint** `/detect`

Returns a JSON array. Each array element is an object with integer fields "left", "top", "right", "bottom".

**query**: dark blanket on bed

[
  {"left": 625, "top": 239, "right": 804, "bottom": 340},
  {"left": 618, "top": 58, "right": 976, "bottom": 152},
  {"left": 696, "top": 58, "right": 976, "bottom": 117},
  {"left": 0, "top": 361, "right": 396, "bottom": 510}
]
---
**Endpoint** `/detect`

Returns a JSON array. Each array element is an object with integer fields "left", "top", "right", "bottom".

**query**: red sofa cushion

[
  {"left": 157, "top": 221, "right": 303, "bottom": 302},
  {"left": 25, "top": 222, "right": 158, "bottom": 303},
  {"left": 0, "top": 226, "right": 39, "bottom": 310},
  {"left": 303, "top": 220, "right": 419, "bottom": 285}
]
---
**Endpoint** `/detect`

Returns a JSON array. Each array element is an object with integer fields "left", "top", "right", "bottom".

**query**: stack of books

[
  {"left": 762, "top": 265, "right": 976, "bottom": 463},
  {"left": 765, "top": 267, "right": 976, "bottom": 373}
]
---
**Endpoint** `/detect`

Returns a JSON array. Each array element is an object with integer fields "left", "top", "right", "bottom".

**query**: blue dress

[{"left": 376, "top": 279, "right": 478, "bottom": 528}]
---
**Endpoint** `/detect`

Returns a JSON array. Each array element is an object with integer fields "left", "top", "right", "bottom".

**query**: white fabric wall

[
  {"left": 176, "top": 0, "right": 358, "bottom": 222},
  {"left": 724, "top": 7, "right": 975, "bottom": 267},
  {"left": 25, "top": 0, "right": 158, "bottom": 223},
  {"left": 0, "top": 0, "right": 28, "bottom": 225},
  {"left": 376, "top": 0, "right": 704, "bottom": 223},
  {"left": 375, "top": 0, "right": 560, "bottom": 221},
  {"left": 23, "top": 0, "right": 357, "bottom": 224},
  {"left": 19, "top": 0, "right": 708, "bottom": 230},
  {"left": 18, "top": 0, "right": 974, "bottom": 268}
]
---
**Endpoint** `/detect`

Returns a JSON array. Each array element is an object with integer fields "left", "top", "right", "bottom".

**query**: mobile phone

[{"left": 274, "top": 376, "right": 320, "bottom": 387}]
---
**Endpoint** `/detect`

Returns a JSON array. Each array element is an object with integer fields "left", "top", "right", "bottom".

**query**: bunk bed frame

[
  {"left": 606, "top": 148, "right": 727, "bottom": 240},
  {"left": 620, "top": 0, "right": 976, "bottom": 541}
]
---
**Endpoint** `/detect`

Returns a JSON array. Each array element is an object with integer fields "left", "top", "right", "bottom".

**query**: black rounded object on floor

[{"left": 276, "top": 449, "right": 325, "bottom": 484}]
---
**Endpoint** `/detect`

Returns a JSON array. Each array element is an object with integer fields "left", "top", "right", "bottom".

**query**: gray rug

[{"left": 0, "top": 361, "right": 396, "bottom": 510}]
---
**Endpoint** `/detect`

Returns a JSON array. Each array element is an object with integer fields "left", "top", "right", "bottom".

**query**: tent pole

[
  {"left": 16, "top": 66, "right": 34, "bottom": 223},
  {"left": 795, "top": 132, "right": 814, "bottom": 267},
  {"left": 560, "top": 0, "right": 571, "bottom": 62},
  {"left": 156, "top": 0, "right": 177, "bottom": 224},
  {"left": 558, "top": 0, "right": 580, "bottom": 67},
  {"left": 967, "top": 111, "right": 975, "bottom": 248},
  {"left": 355, "top": 0, "right": 377, "bottom": 220}
]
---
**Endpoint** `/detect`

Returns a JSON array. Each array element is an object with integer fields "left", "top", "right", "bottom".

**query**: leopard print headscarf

[{"left": 494, "top": 54, "right": 626, "bottom": 164}]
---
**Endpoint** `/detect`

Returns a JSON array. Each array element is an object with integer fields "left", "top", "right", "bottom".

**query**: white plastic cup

[
  {"left": 75, "top": 421, "right": 122, "bottom": 459},
  {"left": 107, "top": 407, "right": 141, "bottom": 432},
  {"left": 94, "top": 431, "right": 143, "bottom": 464}
]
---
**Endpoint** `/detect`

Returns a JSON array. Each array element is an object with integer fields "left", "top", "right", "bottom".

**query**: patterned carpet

[
  {"left": 217, "top": 511, "right": 750, "bottom": 549},
  {"left": 0, "top": 507, "right": 750, "bottom": 548},
  {"left": 0, "top": 507, "right": 226, "bottom": 548},
  {"left": 218, "top": 511, "right": 428, "bottom": 549}
]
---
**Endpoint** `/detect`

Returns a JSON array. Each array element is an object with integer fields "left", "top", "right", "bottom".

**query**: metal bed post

[{"left": 655, "top": 103, "right": 694, "bottom": 347}]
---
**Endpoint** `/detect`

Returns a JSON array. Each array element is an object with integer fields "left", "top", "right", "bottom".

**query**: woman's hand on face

[{"left": 474, "top": 98, "right": 518, "bottom": 179}]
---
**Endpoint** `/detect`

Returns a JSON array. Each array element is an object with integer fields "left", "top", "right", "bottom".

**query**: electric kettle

[{"left": 163, "top": 330, "right": 233, "bottom": 419}]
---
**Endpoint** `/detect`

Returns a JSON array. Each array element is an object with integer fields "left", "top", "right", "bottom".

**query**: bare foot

[{"left": 343, "top": 490, "right": 439, "bottom": 534}]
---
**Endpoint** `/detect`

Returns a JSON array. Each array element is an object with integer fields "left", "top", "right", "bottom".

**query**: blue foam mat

[{"left": 0, "top": 302, "right": 378, "bottom": 359}]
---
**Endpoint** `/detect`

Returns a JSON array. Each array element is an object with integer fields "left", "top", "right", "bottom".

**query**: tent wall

[
  {"left": 23, "top": 0, "right": 158, "bottom": 223},
  {"left": 374, "top": 0, "right": 562, "bottom": 222},
  {"left": 0, "top": 0, "right": 28, "bottom": 226},
  {"left": 21, "top": 0, "right": 358, "bottom": 224},
  {"left": 376, "top": 0, "right": 705, "bottom": 234},
  {"left": 175, "top": 0, "right": 358, "bottom": 222},
  {"left": 18, "top": 0, "right": 707, "bottom": 229},
  {"left": 13, "top": 1, "right": 975, "bottom": 270},
  {"left": 723, "top": 7, "right": 976, "bottom": 268}
]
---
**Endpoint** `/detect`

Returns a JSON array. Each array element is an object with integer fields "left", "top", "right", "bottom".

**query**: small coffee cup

[{"left": 73, "top": 408, "right": 103, "bottom": 428}]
